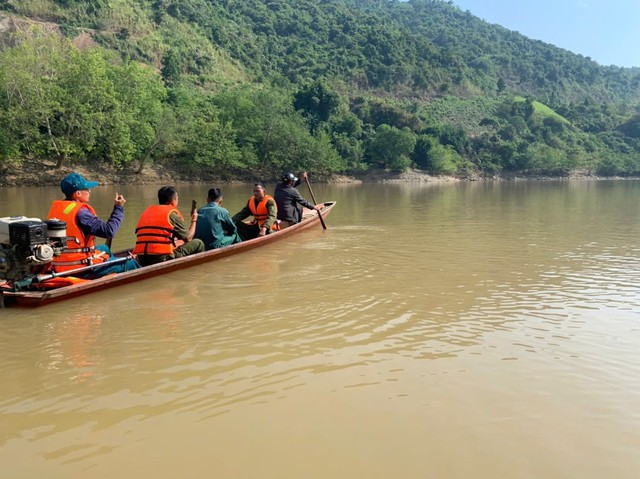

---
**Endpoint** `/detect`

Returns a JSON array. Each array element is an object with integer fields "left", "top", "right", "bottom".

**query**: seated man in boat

[
  {"left": 231, "top": 183, "right": 279, "bottom": 241},
  {"left": 133, "top": 186, "right": 205, "bottom": 266},
  {"left": 47, "top": 172, "right": 140, "bottom": 279},
  {"left": 194, "top": 187, "right": 242, "bottom": 250},
  {"left": 274, "top": 172, "right": 323, "bottom": 229}
]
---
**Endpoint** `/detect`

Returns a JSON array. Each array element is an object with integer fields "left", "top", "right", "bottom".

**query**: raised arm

[{"left": 76, "top": 204, "right": 124, "bottom": 239}]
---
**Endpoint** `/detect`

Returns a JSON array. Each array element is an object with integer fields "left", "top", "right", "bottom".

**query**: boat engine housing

[{"left": 0, "top": 217, "right": 67, "bottom": 281}]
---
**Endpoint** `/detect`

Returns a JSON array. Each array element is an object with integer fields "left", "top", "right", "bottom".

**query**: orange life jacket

[
  {"left": 133, "top": 205, "right": 182, "bottom": 256},
  {"left": 33, "top": 276, "right": 91, "bottom": 290},
  {"left": 47, "top": 200, "right": 109, "bottom": 272},
  {"left": 247, "top": 195, "right": 279, "bottom": 230}
]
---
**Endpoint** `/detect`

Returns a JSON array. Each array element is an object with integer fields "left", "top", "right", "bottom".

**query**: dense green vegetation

[{"left": 0, "top": 0, "right": 639, "bottom": 178}]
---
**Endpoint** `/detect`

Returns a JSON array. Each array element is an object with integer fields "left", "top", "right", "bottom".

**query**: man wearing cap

[
  {"left": 273, "top": 172, "right": 323, "bottom": 228},
  {"left": 47, "top": 172, "right": 140, "bottom": 277}
]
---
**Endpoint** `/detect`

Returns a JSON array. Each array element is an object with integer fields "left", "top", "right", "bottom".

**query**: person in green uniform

[{"left": 194, "top": 187, "right": 241, "bottom": 250}]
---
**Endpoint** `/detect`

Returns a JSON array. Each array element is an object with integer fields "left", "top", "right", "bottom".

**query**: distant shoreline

[{"left": 1, "top": 159, "right": 638, "bottom": 188}]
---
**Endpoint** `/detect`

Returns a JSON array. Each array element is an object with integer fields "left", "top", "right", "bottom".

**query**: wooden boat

[{"left": 1, "top": 201, "right": 336, "bottom": 308}]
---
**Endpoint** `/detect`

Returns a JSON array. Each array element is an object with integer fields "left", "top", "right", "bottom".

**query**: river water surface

[{"left": 1, "top": 180, "right": 639, "bottom": 478}]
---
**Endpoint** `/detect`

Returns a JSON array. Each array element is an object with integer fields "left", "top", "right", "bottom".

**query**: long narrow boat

[{"left": 1, "top": 201, "right": 336, "bottom": 308}]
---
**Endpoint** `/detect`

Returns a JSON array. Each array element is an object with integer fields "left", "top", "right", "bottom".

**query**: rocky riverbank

[
  {"left": 0, "top": 158, "right": 459, "bottom": 187},
  {"left": 0, "top": 158, "right": 633, "bottom": 188}
]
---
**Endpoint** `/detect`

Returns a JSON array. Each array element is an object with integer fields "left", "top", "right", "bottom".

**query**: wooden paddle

[{"left": 304, "top": 175, "right": 327, "bottom": 230}]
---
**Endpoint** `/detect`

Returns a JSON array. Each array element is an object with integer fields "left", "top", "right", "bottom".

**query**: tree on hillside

[
  {"left": 0, "top": 29, "right": 167, "bottom": 169},
  {"left": 215, "top": 84, "right": 343, "bottom": 175},
  {"left": 618, "top": 114, "right": 640, "bottom": 139},
  {"left": 327, "top": 109, "right": 366, "bottom": 171},
  {"left": 366, "top": 124, "right": 416, "bottom": 172},
  {"left": 294, "top": 79, "right": 341, "bottom": 131},
  {"left": 426, "top": 143, "right": 461, "bottom": 175},
  {"left": 0, "top": 31, "right": 81, "bottom": 168},
  {"left": 105, "top": 61, "right": 167, "bottom": 167},
  {"left": 166, "top": 87, "right": 242, "bottom": 172}
]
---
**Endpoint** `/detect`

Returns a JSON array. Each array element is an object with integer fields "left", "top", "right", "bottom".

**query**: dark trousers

[
  {"left": 137, "top": 239, "right": 205, "bottom": 266},
  {"left": 235, "top": 222, "right": 275, "bottom": 241}
]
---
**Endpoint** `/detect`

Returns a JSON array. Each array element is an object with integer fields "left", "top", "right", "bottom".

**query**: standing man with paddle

[
  {"left": 273, "top": 172, "right": 324, "bottom": 229},
  {"left": 47, "top": 172, "right": 140, "bottom": 278}
]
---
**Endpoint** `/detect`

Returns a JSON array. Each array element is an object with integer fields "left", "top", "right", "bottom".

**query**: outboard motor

[{"left": 0, "top": 216, "right": 67, "bottom": 282}]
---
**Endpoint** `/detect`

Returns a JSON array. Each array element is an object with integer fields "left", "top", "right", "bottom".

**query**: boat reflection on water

[{"left": 43, "top": 312, "right": 104, "bottom": 384}]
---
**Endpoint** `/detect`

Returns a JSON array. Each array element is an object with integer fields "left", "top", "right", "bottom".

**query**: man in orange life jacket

[
  {"left": 133, "top": 185, "right": 205, "bottom": 266},
  {"left": 231, "top": 183, "right": 278, "bottom": 241},
  {"left": 47, "top": 172, "right": 140, "bottom": 278}
]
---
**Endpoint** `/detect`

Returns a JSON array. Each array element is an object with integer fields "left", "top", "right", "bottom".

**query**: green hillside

[{"left": 0, "top": 0, "right": 639, "bottom": 179}]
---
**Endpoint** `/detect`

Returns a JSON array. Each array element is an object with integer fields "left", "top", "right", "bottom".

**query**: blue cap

[{"left": 60, "top": 172, "right": 99, "bottom": 196}]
